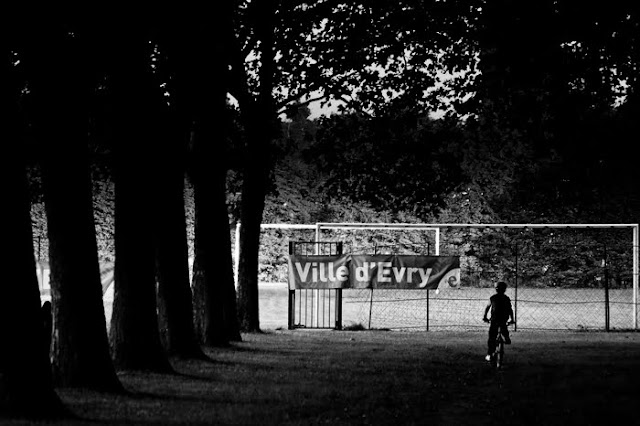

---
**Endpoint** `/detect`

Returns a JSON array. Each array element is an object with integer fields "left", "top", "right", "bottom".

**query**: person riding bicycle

[{"left": 482, "top": 281, "right": 515, "bottom": 361}]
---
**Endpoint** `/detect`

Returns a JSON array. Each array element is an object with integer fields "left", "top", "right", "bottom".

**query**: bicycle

[{"left": 484, "top": 319, "right": 515, "bottom": 369}]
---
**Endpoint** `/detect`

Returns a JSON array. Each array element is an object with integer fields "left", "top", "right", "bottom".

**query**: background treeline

[
  {"left": 258, "top": 105, "right": 637, "bottom": 287},
  {"left": 29, "top": 101, "right": 638, "bottom": 289},
  {"left": 29, "top": 97, "right": 640, "bottom": 264},
  {"left": 26, "top": 0, "right": 640, "bottom": 288}
]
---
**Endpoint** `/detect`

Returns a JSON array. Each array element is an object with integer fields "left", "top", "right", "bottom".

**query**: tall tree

[
  {"left": 190, "top": 145, "right": 239, "bottom": 344},
  {"left": 107, "top": 23, "right": 172, "bottom": 372},
  {"left": 0, "top": 35, "right": 69, "bottom": 418},
  {"left": 166, "top": 7, "right": 242, "bottom": 344},
  {"left": 148, "top": 26, "right": 206, "bottom": 358},
  {"left": 153, "top": 105, "right": 205, "bottom": 356},
  {"left": 25, "top": 23, "right": 122, "bottom": 391},
  {"left": 234, "top": 0, "right": 280, "bottom": 332},
  {"left": 230, "top": 0, "right": 478, "bottom": 329}
]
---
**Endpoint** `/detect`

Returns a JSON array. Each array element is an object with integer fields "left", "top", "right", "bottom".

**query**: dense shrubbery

[{"left": 29, "top": 107, "right": 636, "bottom": 290}]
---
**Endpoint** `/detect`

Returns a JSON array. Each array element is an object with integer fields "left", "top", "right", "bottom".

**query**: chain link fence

[{"left": 281, "top": 226, "right": 637, "bottom": 331}]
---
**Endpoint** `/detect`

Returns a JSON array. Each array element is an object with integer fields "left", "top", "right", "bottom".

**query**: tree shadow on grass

[{"left": 117, "top": 367, "right": 221, "bottom": 389}]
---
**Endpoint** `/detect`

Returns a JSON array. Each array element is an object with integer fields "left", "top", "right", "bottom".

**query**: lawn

[{"left": 8, "top": 330, "right": 640, "bottom": 425}]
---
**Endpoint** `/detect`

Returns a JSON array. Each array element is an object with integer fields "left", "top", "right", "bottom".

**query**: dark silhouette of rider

[{"left": 482, "top": 281, "right": 515, "bottom": 361}]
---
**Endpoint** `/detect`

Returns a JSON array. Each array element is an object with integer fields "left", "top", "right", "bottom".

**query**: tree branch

[{"left": 277, "top": 92, "right": 326, "bottom": 113}]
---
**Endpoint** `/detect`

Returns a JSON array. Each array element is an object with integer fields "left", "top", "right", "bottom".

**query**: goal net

[{"left": 336, "top": 224, "right": 638, "bottom": 331}]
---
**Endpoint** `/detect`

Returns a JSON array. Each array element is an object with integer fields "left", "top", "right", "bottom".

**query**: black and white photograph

[{"left": 1, "top": 1, "right": 639, "bottom": 424}]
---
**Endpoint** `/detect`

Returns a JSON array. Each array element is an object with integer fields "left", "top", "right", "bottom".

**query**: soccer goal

[{"left": 245, "top": 222, "right": 638, "bottom": 331}]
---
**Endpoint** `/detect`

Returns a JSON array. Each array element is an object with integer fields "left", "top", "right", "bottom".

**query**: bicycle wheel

[{"left": 496, "top": 342, "right": 504, "bottom": 369}]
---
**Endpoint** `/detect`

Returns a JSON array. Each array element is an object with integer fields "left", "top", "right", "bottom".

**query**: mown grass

[{"left": 7, "top": 330, "right": 640, "bottom": 425}]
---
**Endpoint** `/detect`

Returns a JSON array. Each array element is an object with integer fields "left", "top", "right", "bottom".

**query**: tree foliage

[
  {"left": 275, "top": 0, "right": 481, "bottom": 116},
  {"left": 470, "top": 0, "right": 640, "bottom": 223},
  {"left": 305, "top": 109, "right": 463, "bottom": 218}
]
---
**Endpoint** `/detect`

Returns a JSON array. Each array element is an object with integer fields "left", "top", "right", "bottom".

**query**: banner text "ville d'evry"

[{"left": 288, "top": 255, "right": 460, "bottom": 290}]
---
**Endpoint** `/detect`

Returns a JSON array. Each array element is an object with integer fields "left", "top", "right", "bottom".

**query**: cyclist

[{"left": 482, "top": 281, "right": 515, "bottom": 361}]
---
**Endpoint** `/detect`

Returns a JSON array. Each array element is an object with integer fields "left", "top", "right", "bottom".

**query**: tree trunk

[
  {"left": 218, "top": 187, "right": 242, "bottom": 343},
  {"left": 164, "top": 6, "right": 242, "bottom": 345},
  {"left": 190, "top": 155, "right": 242, "bottom": 344},
  {"left": 0, "top": 43, "right": 69, "bottom": 416},
  {"left": 27, "top": 25, "right": 122, "bottom": 391},
  {"left": 191, "top": 167, "right": 229, "bottom": 346},
  {"left": 42, "top": 147, "right": 122, "bottom": 390},
  {"left": 236, "top": 161, "right": 269, "bottom": 332},
  {"left": 110, "top": 172, "right": 171, "bottom": 371},
  {"left": 0, "top": 163, "right": 70, "bottom": 420},
  {"left": 107, "top": 29, "right": 172, "bottom": 372},
  {"left": 236, "top": 115, "right": 273, "bottom": 332},
  {"left": 236, "top": 0, "right": 279, "bottom": 332},
  {"left": 155, "top": 122, "right": 203, "bottom": 357}
]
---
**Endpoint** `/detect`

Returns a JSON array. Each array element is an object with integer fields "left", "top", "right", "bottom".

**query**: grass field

[{"left": 8, "top": 330, "right": 640, "bottom": 425}]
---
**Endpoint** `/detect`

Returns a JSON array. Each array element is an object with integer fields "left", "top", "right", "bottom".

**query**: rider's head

[{"left": 495, "top": 281, "right": 507, "bottom": 293}]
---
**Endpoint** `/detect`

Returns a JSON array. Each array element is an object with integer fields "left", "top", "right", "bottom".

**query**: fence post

[
  {"left": 335, "top": 242, "right": 343, "bottom": 330},
  {"left": 368, "top": 289, "right": 374, "bottom": 330},
  {"left": 288, "top": 241, "right": 295, "bottom": 330},
  {"left": 603, "top": 244, "right": 610, "bottom": 332},
  {"left": 426, "top": 289, "right": 430, "bottom": 331},
  {"left": 514, "top": 242, "right": 518, "bottom": 332}
]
